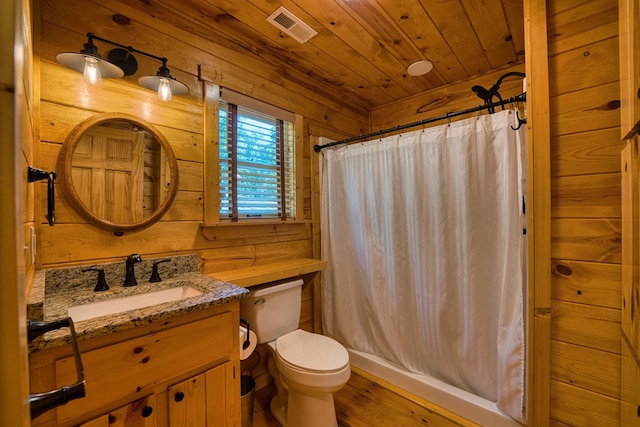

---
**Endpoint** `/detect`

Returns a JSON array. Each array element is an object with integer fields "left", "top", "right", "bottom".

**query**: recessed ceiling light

[{"left": 407, "top": 60, "right": 433, "bottom": 76}]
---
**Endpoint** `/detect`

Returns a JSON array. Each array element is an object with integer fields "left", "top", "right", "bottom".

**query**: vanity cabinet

[
  {"left": 619, "top": 0, "right": 640, "bottom": 139},
  {"left": 30, "top": 303, "right": 240, "bottom": 427},
  {"left": 79, "top": 395, "right": 157, "bottom": 427}
]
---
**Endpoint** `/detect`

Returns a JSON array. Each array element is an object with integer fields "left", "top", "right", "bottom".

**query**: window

[{"left": 219, "top": 95, "right": 296, "bottom": 221}]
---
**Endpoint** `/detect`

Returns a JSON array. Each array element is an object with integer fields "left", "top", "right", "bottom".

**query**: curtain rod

[{"left": 314, "top": 92, "right": 527, "bottom": 152}]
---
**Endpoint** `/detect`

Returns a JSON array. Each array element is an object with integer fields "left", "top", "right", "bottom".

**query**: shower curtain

[{"left": 321, "top": 110, "right": 526, "bottom": 423}]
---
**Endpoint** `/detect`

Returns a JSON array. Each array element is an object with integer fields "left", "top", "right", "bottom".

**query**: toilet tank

[{"left": 240, "top": 277, "right": 303, "bottom": 344}]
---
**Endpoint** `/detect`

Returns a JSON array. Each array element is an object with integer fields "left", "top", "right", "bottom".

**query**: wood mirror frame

[{"left": 57, "top": 113, "right": 179, "bottom": 234}]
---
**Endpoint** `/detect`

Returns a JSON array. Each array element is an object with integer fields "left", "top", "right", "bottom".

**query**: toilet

[{"left": 240, "top": 278, "right": 350, "bottom": 427}]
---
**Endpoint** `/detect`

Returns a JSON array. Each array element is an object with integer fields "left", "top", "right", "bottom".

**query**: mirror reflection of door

[{"left": 71, "top": 125, "right": 145, "bottom": 224}]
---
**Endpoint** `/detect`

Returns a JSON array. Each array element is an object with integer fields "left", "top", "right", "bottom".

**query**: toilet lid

[{"left": 276, "top": 329, "right": 349, "bottom": 372}]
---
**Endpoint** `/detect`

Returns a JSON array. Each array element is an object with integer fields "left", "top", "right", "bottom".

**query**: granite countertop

[{"left": 28, "top": 254, "right": 248, "bottom": 353}]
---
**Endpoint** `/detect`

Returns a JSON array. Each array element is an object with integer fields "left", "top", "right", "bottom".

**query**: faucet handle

[
  {"left": 149, "top": 259, "right": 171, "bottom": 283},
  {"left": 82, "top": 268, "right": 109, "bottom": 292},
  {"left": 128, "top": 253, "right": 142, "bottom": 263}
]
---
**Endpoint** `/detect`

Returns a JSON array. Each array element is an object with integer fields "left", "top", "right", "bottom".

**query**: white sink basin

[{"left": 68, "top": 286, "right": 202, "bottom": 322}]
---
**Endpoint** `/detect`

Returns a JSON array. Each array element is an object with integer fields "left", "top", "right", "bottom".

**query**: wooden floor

[{"left": 250, "top": 370, "right": 477, "bottom": 427}]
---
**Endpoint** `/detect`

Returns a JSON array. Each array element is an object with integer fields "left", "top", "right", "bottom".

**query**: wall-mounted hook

[
  {"left": 28, "top": 166, "right": 56, "bottom": 226},
  {"left": 511, "top": 109, "right": 527, "bottom": 131}
]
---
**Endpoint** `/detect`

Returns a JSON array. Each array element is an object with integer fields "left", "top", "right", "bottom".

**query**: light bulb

[
  {"left": 157, "top": 78, "right": 172, "bottom": 101},
  {"left": 83, "top": 56, "right": 102, "bottom": 85}
]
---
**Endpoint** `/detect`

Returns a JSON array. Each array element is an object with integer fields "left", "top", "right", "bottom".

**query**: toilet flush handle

[{"left": 254, "top": 297, "right": 266, "bottom": 305}]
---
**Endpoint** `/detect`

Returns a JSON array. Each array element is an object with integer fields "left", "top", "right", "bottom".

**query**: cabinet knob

[
  {"left": 174, "top": 391, "right": 185, "bottom": 402},
  {"left": 142, "top": 406, "right": 153, "bottom": 418}
]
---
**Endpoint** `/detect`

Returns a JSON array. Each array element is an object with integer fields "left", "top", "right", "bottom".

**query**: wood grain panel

[
  {"left": 551, "top": 218, "right": 621, "bottom": 264},
  {"left": 551, "top": 300, "right": 620, "bottom": 354},
  {"left": 551, "top": 173, "right": 621, "bottom": 218},
  {"left": 551, "top": 260, "right": 621, "bottom": 309},
  {"left": 162, "top": 191, "right": 204, "bottom": 222},
  {"left": 548, "top": 36, "right": 620, "bottom": 96},
  {"left": 175, "top": 159, "right": 202, "bottom": 192},
  {"left": 550, "top": 379, "right": 620, "bottom": 426},
  {"left": 551, "top": 128, "right": 624, "bottom": 177},
  {"left": 549, "top": 82, "right": 621, "bottom": 136},
  {"left": 460, "top": 0, "right": 520, "bottom": 68},
  {"left": 547, "top": 1, "right": 618, "bottom": 56},
  {"left": 551, "top": 340, "right": 620, "bottom": 399}
]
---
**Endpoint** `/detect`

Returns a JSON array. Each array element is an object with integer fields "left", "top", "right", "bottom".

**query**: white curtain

[{"left": 321, "top": 110, "right": 526, "bottom": 423}]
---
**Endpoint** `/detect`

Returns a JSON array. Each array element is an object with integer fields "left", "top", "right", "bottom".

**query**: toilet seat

[{"left": 275, "top": 329, "right": 349, "bottom": 373}]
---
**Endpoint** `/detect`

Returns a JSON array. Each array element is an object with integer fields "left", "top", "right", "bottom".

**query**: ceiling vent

[{"left": 267, "top": 6, "right": 317, "bottom": 44}]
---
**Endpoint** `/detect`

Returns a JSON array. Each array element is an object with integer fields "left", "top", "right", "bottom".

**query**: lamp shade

[
  {"left": 138, "top": 75, "right": 189, "bottom": 95},
  {"left": 56, "top": 52, "right": 125, "bottom": 79}
]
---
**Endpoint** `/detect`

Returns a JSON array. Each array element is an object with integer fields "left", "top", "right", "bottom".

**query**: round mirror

[{"left": 57, "top": 113, "right": 179, "bottom": 234}]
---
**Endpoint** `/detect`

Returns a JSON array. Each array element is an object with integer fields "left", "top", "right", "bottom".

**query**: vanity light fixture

[
  {"left": 56, "top": 33, "right": 124, "bottom": 84},
  {"left": 56, "top": 33, "right": 188, "bottom": 101}
]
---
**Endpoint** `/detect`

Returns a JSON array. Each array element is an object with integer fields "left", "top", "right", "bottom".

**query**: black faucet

[
  {"left": 123, "top": 254, "right": 142, "bottom": 287},
  {"left": 149, "top": 259, "right": 171, "bottom": 283},
  {"left": 82, "top": 268, "right": 109, "bottom": 292}
]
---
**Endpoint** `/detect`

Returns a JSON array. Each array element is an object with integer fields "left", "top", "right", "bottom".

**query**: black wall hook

[
  {"left": 28, "top": 166, "right": 56, "bottom": 226},
  {"left": 511, "top": 110, "right": 527, "bottom": 131}
]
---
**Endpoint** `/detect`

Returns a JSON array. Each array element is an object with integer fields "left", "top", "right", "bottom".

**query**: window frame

[{"left": 202, "top": 83, "right": 303, "bottom": 226}]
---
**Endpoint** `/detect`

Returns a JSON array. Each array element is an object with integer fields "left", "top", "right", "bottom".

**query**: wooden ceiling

[{"left": 121, "top": 0, "right": 525, "bottom": 111}]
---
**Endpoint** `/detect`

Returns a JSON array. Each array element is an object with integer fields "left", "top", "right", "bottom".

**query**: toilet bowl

[{"left": 240, "top": 278, "right": 351, "bottom": 427}]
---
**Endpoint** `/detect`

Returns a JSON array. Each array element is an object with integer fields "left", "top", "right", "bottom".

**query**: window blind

[{"left": 219, "top": 99, "right": 295, "bottom": 220}]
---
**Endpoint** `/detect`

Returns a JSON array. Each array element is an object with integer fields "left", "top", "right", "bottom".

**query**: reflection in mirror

[{"left": 58, "top": 113, "right": 178, "bottom": 234}]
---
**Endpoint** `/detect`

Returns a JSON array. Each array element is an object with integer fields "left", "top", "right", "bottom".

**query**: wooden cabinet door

[
  {"left": 168, "top": 373, "right": 207, "bottom": 426},
  {"left": 620, "top": 0, "right": 640, "bottom": 139},
  {"left": 622, "top": 139, "right": 640, "bottom": 355},
  {"left": 80, "top": 395, "right": 157, "bottom": 427},
  {"left": 205, "top": 362, "right": 238, "bottom": 427},
  {"left": 167, "top": 362, "right": 238, "bottom": 427}
]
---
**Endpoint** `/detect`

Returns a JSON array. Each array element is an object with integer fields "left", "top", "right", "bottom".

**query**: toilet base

[
  {"left": 267, "top": 355, "right": 340, "bottom": 427},
  {"left": 286, "top": 389, "right": 338, "bottom": 427},
  {"left": 269, "top": 393, "right": 288, "bottom": 426},
  {"left": 269, "top": 388, "right": 339, "bottom": 427}
]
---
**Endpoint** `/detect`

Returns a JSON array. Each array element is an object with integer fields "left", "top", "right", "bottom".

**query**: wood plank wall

[
  {"left": 547, "top": 1, "right": 623, "bottom": 426},
  {"left": 36, "top": 0, "right": 367, "bottom": 269},
  {"left": 34, "top": 0, "right": 628, "bottom": 425}
]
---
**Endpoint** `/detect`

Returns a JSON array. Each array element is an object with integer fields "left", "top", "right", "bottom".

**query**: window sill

[
  {"left": 210, "top": 258, "right": 326, "bottom": 287},
  {"left": 201, "top": 219, "right": 311, "bottom": 227}
]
